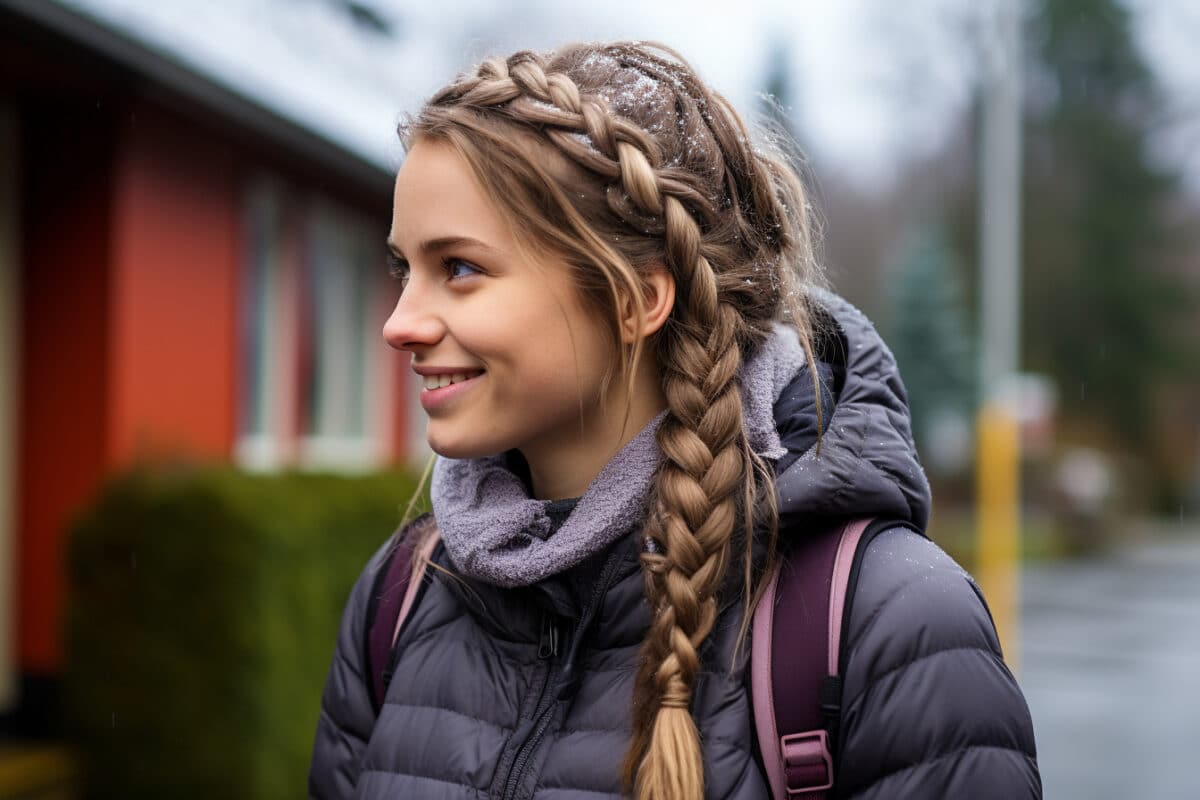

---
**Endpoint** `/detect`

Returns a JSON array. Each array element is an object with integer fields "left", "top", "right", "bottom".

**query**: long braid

[{"left": 408, "top": 43, "right": 826, "bottom": 800}]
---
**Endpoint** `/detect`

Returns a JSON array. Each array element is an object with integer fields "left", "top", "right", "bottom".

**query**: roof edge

[{"left": 5, "top": 0, "right": 394, "bottom": 193}]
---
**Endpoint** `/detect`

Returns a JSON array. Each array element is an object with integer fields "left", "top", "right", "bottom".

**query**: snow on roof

[{"left": 51, "top": 0, "right": 476, "bottom": 175}]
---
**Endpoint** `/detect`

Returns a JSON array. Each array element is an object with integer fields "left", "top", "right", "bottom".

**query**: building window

[
  {"left": 235, "top": 180, "right": 394, "bottom": 472},
  {"left": 297, "top": 198, "right": 392, "bottom": 471},
  {"left": 235, "top": 178, "right": 297, "bottom": 471}
]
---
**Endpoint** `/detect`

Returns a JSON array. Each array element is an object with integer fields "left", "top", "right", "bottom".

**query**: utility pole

[{"left": 976, "top": 0, "right": 1023, "bottom": 669}]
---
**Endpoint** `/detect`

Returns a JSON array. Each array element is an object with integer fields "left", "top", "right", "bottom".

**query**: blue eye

[{"left": 445, "top": 258, "right": 481, "bottom": 280}]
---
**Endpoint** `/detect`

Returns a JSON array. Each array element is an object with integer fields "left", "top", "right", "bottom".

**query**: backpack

[{"left": 365, "top": 516, "right": 906, "bottom": 799}]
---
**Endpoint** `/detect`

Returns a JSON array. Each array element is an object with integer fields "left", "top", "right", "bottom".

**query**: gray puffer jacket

[{"left": 310, "top": 294, "right": 1041, "bottom": 799}]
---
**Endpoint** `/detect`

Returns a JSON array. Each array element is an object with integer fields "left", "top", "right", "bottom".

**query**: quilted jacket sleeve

[
  {"left": 834, "top": 528, "right": 1041, "bottom": 799},
  {"left": 308, "top": 537, "right": 394, "bottom": 800}
]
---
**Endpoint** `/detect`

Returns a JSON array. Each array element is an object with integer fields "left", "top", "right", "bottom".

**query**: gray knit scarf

[{"left": 430, "top": 323, "right": 809, "bottom": 587}]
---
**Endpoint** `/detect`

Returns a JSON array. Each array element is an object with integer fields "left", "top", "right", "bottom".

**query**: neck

[{"left": 521, "top": 359, "right": 667, "bottom": 501}]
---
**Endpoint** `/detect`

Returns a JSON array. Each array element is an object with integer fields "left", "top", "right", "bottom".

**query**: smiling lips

[
  {"left": 421, "top": 370, "right": 483, "bottom": 390},
  {"left": 417, "top": 369, "right": 485, "bottom": 411}
]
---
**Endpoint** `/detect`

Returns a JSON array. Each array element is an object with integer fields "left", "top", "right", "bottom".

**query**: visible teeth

[{"left": 423, "top": 371, "right": 481, "bottom": 391}]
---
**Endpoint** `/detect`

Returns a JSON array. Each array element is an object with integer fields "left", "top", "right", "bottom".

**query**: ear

[{"left": 619, "top": 267, "right": 675, "bottom": 344}]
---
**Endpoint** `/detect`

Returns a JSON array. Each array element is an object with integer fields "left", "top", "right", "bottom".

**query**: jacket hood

[
  {"left": 430, "top": 290, "right": 930, "bottom": 589},
  {"left": 770, "top": 289, "right": 931, "bottom": 531}
]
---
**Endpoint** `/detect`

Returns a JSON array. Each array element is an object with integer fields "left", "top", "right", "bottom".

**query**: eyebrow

[{"left": 385, "top": 235, "right": 502, "bottom": 259}]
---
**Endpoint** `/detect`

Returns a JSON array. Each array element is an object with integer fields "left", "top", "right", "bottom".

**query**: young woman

[{"left": 310, "top": 41, "right": 1041, "bottom": 799}]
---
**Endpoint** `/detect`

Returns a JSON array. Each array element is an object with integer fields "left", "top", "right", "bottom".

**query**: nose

[{"left": 383, "top": 286, "right": 445, "bottom": 353}]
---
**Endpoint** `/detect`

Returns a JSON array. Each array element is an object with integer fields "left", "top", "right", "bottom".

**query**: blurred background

[{"left": 0, "top": 0, "right": 1196, "bottom": 797}]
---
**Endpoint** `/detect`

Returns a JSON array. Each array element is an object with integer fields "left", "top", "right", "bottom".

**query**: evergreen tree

[
  {"left": 1022, "top": 0, "right": 1195, "bottom": 444},
  {"left": 884, "top": 222, "right": 977, "bottom": 473}
]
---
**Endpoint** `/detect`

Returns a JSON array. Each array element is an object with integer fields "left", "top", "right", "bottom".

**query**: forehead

[{"left": 390, "top": 138, "right": 510, "bottom": 250}]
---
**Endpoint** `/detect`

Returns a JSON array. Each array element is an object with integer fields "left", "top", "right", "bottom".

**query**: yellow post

[{"left": 976, "top": 402, "right": 1020, "bottom": 671}]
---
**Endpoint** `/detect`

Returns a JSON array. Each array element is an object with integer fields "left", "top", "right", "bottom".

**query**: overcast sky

[
  {"left": 393, "top": 0, "right": 1200, "bottom": 191},
  {"left": 508, "top": 0, "right": 1199, "bottom": 188},
  {"left": 392, "top": 0, "right": 981, "bottom": 185},
  {"left": 59, "top": 0, "right": 1199, "bottom": 192}
]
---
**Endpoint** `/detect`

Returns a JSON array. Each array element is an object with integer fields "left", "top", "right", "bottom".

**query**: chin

[{"left": 426, "top": 426, "right": 502, "bottom": 461}]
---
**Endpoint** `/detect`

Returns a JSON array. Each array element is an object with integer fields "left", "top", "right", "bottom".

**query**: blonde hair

[{"left": 402, "top": 42, "right": 825, "bottom": 799}]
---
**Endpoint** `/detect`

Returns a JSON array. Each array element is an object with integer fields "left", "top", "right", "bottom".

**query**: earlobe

[{"left": 620, "top": 268, "right": 675, "bottom": 344}]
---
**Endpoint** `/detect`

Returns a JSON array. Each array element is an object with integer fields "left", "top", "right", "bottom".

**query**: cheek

[
  {"left": 489, "top": 332, "right": 605, "bottom": 411},
  {"left": 459, "top": 283, "right": 614, "bottom": 399},
  {"left": 537, "top": 329, "right": 613, "bottom": 401},
  {"left": 505, "top": 345, "right": 583, "bottom": 398}
]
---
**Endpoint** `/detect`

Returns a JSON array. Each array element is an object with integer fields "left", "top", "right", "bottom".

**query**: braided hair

[{"left": 403, "top": 42, "right": 826, "bottom": 799}]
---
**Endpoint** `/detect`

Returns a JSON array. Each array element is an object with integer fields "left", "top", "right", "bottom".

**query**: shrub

[{"left": 64, "top": 464, "right": 425, "bottom": 799}]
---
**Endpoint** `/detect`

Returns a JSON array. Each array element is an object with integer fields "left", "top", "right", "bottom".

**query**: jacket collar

[{"left": 429, "top": 290, "right": 931, "bottom": 588}]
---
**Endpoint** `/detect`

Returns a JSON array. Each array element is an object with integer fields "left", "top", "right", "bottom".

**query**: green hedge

[{"left": 64, "top": 464, "right": 426, "bottom": 799}]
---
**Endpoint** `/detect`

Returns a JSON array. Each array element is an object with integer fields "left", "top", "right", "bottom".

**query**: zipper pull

[{"left": 538, "top": 614, "right": 560, "bottom": 660}]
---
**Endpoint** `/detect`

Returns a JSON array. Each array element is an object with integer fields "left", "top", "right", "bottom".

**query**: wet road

[{"left": 1019, "top": 530, "right": 1200, "bottom": 799}]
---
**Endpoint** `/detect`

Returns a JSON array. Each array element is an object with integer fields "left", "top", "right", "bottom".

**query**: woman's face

[{"left": 383, "top": 138, "right": 617, "bottom": 464}]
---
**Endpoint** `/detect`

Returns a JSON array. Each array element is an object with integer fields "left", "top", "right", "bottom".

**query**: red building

[{"left": 0, "top": 1, "right": 419, "bottom": 736}]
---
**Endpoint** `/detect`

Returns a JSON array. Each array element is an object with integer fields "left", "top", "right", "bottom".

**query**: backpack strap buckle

[{"left": 781, "top": 730, "right": 833, "bottom": 795}]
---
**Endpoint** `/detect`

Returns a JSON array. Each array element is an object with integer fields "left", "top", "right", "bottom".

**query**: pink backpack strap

[
  {"left": 392, "top": 531, "right": 439, "bottom": 648},
  {"left": 752, "top": 518, "right": 873, "bottom": 799},
  {"left": 366, "top": 521, "right": 439, "bottom": 712}
]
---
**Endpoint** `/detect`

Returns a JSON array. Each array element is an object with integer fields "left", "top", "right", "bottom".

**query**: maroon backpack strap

[
  {"left": 366, "top": 523, "right": 439, "bottom": 713},
  {"left": 752, "top": 517, "right": 873, "bottom": 799}
]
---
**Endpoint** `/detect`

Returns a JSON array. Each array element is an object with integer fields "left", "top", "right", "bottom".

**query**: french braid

[{"left": 405, "top": 43, "right": 826, "bottom": 800}]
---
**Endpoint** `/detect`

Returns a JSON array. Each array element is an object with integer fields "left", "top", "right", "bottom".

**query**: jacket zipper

[
  {"left": 501, "top": 612, "right": 563, "bottom": 800},
  {"left": 498, "top": 549, "right": 631, "bottom": 800}
]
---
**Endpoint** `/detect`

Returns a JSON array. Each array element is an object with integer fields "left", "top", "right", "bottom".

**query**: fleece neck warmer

[{"left": 430, "top": 323, "right": 809, "bottom": 587}]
